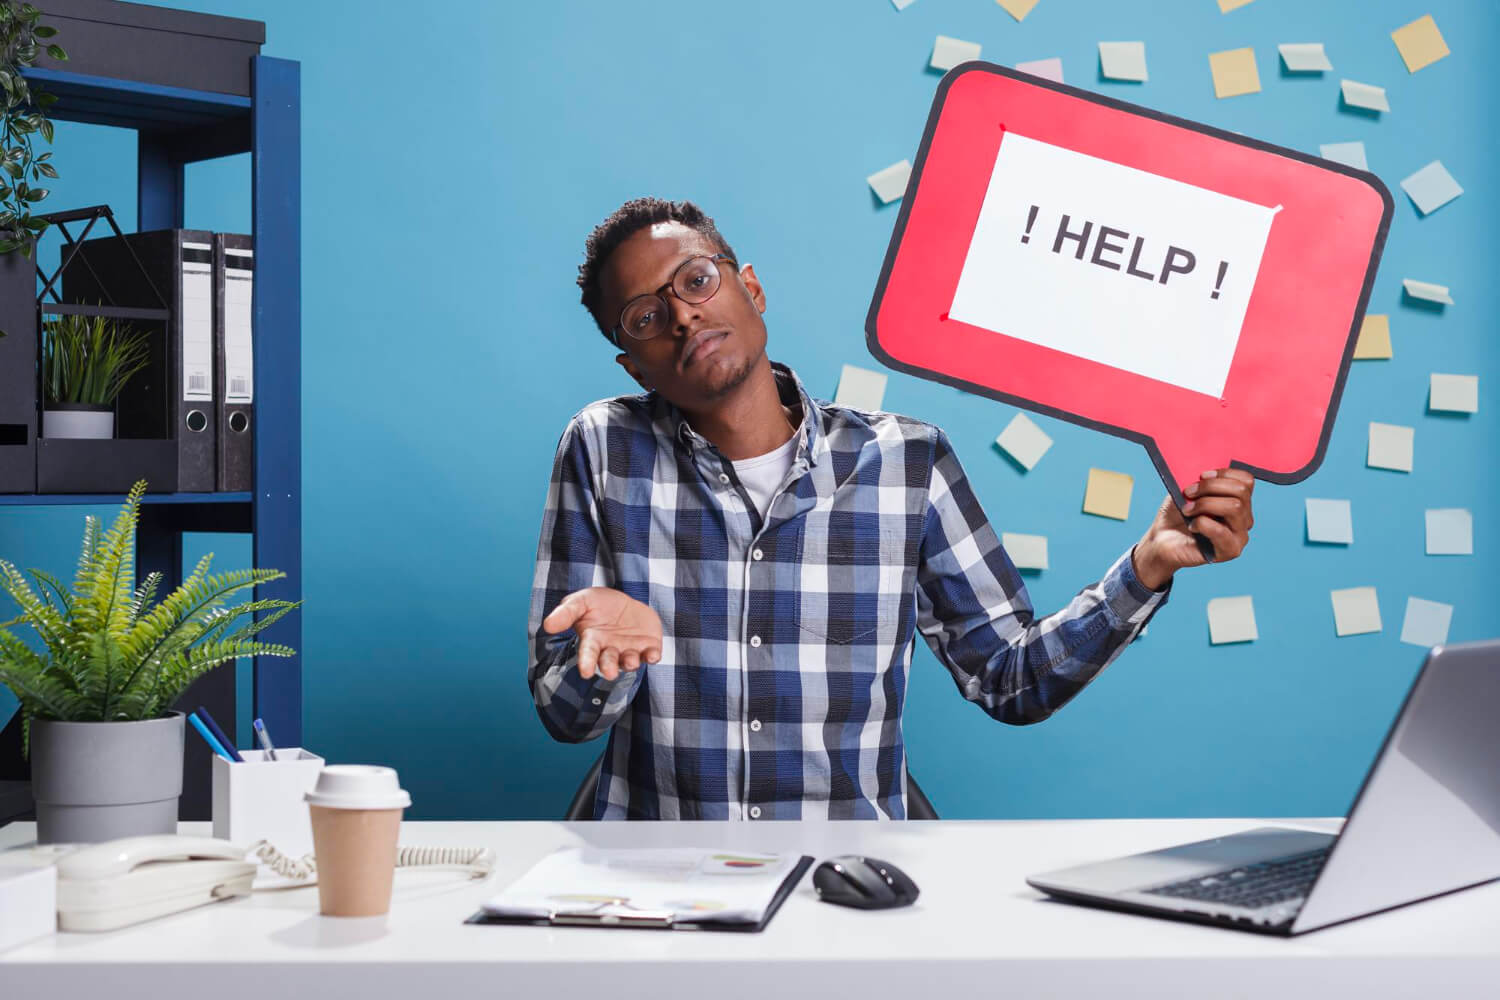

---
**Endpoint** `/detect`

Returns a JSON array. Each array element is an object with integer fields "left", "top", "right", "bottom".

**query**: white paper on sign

[{"left": 948, "top": 133, "right": 1279, "bottom": 399}]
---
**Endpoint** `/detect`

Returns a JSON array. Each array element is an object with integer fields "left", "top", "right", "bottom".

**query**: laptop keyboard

[{"left": 1143, "top": 846, "right": 1331, "bottom": 912}]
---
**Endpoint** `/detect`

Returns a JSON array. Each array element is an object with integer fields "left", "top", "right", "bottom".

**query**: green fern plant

[{"left": 0, "top": 480, "right": 301, "bottom": 744}]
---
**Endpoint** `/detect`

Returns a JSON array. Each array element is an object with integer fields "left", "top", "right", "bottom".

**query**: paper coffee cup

[{"left": 305, "top": 766, "right": 411, "bottom": 917}]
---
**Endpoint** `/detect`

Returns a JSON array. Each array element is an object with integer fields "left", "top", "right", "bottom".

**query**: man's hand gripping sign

[{"left": 866, "top": 64, "right": 1392, "bottom": 522}]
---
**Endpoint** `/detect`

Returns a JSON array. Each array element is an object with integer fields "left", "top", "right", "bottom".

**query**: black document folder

[
  {"left": 212, "top": 233, "right": 254, "bottom": 492},
  {"left": 61, "top": 229, "right": 218, "bottom": 491},
  {"left": 465, "top": 855, "right": 813, "bottom": 933}
]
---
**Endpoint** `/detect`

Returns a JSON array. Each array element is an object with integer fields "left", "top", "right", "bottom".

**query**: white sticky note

[
  {"left": 1425, "top": 508, "right": 1473, "bottom": 556},
  {"left": 995, "top": 412, "right": 1053, "bottom": 470},
  {"left": 1306, "top": 498, "right": 1353, "bottom": 544},
  {"left": 1430, "top": 373, "right": 1478, "bottom": 413},
  {"left": 949, "top": 132, "right": 1277, "bottom": 398},
  {"left": 1280, "top": 43, "right": 1332, "bottom": 72},
  {"left": 1016, "top": 57, "right": 1064, "bottom": 83},
  {"left": 997, "top": 0, "right": 1041, "bottom": 21},
  {"left": 1208, "top": 595, "right": 1258, "bottom": 644},
  {"left": 834, "top": 364, "right": 888, "bottom": 411},
  {"left": 867, "top": 160, "right": 912, "bottom": 204},
  {"left": 1401, "top": 597, "right": 1453, "bottom": 647},
  {"left": 1331, "top": 587, "right": 1382, "bottom": 637},
  {"left": 1341, "top": 79, "right": 1390, "bottom": 112},
  {"left": 1367, "top": 422, "right": 1413, "bottom": 472},
  {"left": 931, "top": 35, "right": 981, "bottom": 72},
  {"left": 1003, "top": 532, "right": 1049, "bottom": 570},
  {"left": 1403, "top": 279, "right": 1453, "bottom": 305},
  {"left": 891, "top": 0, "right": 917, "bottom": 9},
  {"left": 1099, "top": 42, "right": 1148, "bottom": 82},
  {"left": 1400, "top": 161, "right": 1463, "bottom": 215},
  {"left": 1320, "top": 141, "right": 1368, "bottom": 171}
]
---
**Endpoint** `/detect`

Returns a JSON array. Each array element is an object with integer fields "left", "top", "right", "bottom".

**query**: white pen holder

[{"left": 211, "top": 748, "right": 325, "bottom": 858}]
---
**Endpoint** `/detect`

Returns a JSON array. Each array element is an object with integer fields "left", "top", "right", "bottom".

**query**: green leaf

[
  {"left": 2, "top": 161, "right": 20, "bottom": 180},
  {"left": 38, "top": 117, "right": 51, "bottom": 143},
  {"left": 23, "top": 186, "right": 47, "bottom": 201},
  {"left": 44, "top": 44, "right": 64, "bottom": 62},
  {"left": 33, "top": 25, "right": 55, "bottom": 38},
  {"left": 0, "top": 240, "right": 18, "bottom": 255},
  {"left": 0, "top": 184, "right": 9, "bottom": 199},
  {"left": 35, "top": 162, "right": 54, "bottom": 178},
  {"left": 36, "top": 92, "right": 57, "bottom": 108}
]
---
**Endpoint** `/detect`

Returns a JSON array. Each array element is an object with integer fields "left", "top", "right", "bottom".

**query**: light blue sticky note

[
  {"left": 1320, "top": 141, "right": 1368, "bottom": 171},
  {"left": 1400, "top": 597, "right": 1453, "bottom": 647},
  {"left": 1099, "top": 42, "right": 1148, "bottom": 81},
  {"left": 1425, "top": 508, "right": 1473, "bottom": 555},
  {"left": 1306, "top": 498, "right": 1353, "bottom": 544},
  {"left": 1400, "top": 161, "right": 1463, "bottom": 215}
]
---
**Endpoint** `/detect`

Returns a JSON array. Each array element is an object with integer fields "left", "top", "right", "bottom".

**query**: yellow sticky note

[
  {"left": 1210, "top": 47, "right": 1261, "bottom": 98},
  {"left": 1083, "top": 468, "right": 1133, "bottom": 520},
  {"left": 1217, "top": 0, "right": 1254, "bottom": 11},
  {"left": 997, "top": 0, "right": 1040, "bottom": 21},
  {"left": 1353, "top": 314, "right": 1392, "bottom": 360},
  {"left": 1391, "top": 14, "right": 1449, "bottom": 73}
]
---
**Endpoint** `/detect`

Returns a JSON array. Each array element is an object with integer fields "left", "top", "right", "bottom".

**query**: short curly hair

[{"left": 577, "top": 197, "right": 736, "bottom": 344}]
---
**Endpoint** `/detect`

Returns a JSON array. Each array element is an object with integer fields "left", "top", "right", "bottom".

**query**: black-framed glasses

[{"left": 613, "top": 253, "right": 736, "bottom": 345}]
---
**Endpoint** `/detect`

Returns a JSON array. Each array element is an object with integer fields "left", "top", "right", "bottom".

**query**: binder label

[
  {"left": 181, "top": 241, "right": 214, "bottom": 402},
  {"left": 225, "top": 248, "right": 254, "bottom": 404}
]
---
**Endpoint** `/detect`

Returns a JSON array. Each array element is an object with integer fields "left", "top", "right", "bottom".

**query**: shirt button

[
  {"left": 750, "top": 635, "right": 762, "bottom": 648},
  {"left": 749, "top": 805, "right": 762, "bottom": 819},
  {"left": 591, "top": 697, "right": 602, "bottom": 706},
  {"left": 752, "top": 548, "right": 763, "bottom": 561},
  {"left": 750, "top": 719, "right": 762, "bottom": 732},
  {"left": 718, "top": 472, "right": 730, "bottom": 484}
]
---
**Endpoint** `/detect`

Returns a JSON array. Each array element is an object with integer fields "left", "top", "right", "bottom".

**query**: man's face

[{"left": 601, "top": 221, "right": 767, "bottom": 412}]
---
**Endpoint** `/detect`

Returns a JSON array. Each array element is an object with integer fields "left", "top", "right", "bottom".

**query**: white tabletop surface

[{"left": 2, "top": 817, "right": 1498, "bottom": 998}]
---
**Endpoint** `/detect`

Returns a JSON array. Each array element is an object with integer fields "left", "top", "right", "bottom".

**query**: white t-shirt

[{"left": 729, "top": 431, "right": 800, "bottom": 523}]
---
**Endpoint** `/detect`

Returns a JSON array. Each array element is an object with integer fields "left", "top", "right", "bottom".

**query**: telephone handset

[
  {"left": 3, "top": 833, "right": 495, "bottom": 932},
  {"left": 50, "top": 835, "right": 258, "bottom": 932}
]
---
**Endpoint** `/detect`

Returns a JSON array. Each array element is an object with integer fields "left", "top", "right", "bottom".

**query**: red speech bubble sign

[{"left": 865, "top": 64, "right": 1392, "bottom": 509}]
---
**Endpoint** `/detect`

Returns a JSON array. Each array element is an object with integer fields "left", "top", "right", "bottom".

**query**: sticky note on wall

[
  {"left": 1425, "top": 508, "right": 1473, "bottom": 555},
  {"left": 1083, "top": 468, "right": 1133, "bottom": 520},
  {"left": 931, "top": 36, "right": 981, "bottom": 72},
  {"left": 1099, "top": 42, "right": 1148, "bottom": 81},
  {"left": 1352, "top": 314, "right": 1391, "bottom": 359},
  {"left": 1391, "top": 14, "right": 1449, "bottom": 73},
  {"left": 1208, "top": 595, "right": 1258, "bottom": 644},
  {"left": 1401, "top": 597, "right": 1453, "bottom": 647},
  {"left": 1210, "top": 47, "right": 1261, "bottom": 98},
  {"left": 995, "top": 412, "right": 1053, "bottom": 470},
  {"left": 1367, "top": 422, "right": 1414, "bottom": 472},
  {"left": 1429, "top": 373, "right": 1478, "bottom": 413},
  {"left": 867, "top": 160, "right": 912, "bottom": 204},
  {"left": 1306, "top": 498, "right": 1353, "bottom": 544},
  {"left": 834, "top": 364, "right": 888, "bottom": 411},
  {"left": 1331, "top": 587, "right": 1382, "bottom": 636},
  {"left": 1002, "top": 532, "right": 1049, "bottom": 570}
]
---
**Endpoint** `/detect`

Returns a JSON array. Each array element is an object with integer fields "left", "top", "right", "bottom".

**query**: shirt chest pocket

[{"left": 797, "top": 529, "right": 911, "bottom": 646}]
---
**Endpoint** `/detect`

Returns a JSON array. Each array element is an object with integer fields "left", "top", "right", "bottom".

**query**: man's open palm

[{"left": 542, "top": 587, "right": 663, "bottom": 681}]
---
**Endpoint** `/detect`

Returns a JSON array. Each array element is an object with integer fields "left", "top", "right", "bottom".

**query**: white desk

[{"left": 3, "top": 817, "right": 1497, "bottom": 998}]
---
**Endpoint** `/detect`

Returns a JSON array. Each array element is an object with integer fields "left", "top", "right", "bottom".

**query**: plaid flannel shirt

[{"left": 528, "top": 362, "right": 1170, "bottom": 819}]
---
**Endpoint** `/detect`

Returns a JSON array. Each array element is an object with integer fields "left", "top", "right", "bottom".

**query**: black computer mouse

[{"left": 812, "top": 855, "right": 919, "bottom": 909}]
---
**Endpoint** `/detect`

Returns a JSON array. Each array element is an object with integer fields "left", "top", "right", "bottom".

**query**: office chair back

[{"left": 564, "top": 753, "right": 939, "bottom": 820}]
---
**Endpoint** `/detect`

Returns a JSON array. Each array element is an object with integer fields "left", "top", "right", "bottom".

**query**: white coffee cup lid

[{"left": 304, "top": 765, "right": 411, "bottom": 810}]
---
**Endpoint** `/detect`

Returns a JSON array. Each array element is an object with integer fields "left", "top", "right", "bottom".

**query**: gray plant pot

[
  {"left": 30, "top": 712, "right": 185, "bottom": 844},
  {"left": 42, "top": 403, "right": 114, "bottom": 440}
]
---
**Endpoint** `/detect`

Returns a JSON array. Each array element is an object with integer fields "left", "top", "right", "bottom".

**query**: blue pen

[
  {"left": 188, "top": 712, "right": 235, "bottom": 762},
  {"left": 195, "top": 705, "right": 243, "bottom": 762},
  {"left": 253, "top": 718, "right": 280, "bottom": 762}
]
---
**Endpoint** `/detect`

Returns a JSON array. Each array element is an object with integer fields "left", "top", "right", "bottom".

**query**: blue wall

[{"left": 1, "top": 0, "right": 1493, "bottom": 821}]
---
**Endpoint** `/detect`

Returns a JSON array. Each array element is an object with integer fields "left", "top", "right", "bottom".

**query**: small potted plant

[
  {"left": 40, "top": 310, "right": 151, "bottom": 439},
  {"left": 0, "top": 480, "right": 301, "bottom": 843}
]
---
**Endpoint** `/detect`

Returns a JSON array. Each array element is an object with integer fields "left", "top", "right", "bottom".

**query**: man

[{"left": 529, "top": 197, "right": 1254, "bottom": 820}]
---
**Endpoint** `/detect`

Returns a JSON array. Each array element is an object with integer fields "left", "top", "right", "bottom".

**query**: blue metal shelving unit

[{"left": 4, "top": 54, "right": 302, "bottom": 813}]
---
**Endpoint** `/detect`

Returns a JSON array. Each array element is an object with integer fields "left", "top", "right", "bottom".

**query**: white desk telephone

[{"left": 4, "top": 834, "right": 493, "bottom": 932}]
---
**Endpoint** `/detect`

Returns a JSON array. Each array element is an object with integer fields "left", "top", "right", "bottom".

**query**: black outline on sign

[{"left": 863, "top": 61, "right": 1395, "bottom": 511}]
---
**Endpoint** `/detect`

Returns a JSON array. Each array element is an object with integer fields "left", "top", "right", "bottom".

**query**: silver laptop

[{"left": 1027, "top": 638, "right": 1500, "bottom": 935}]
